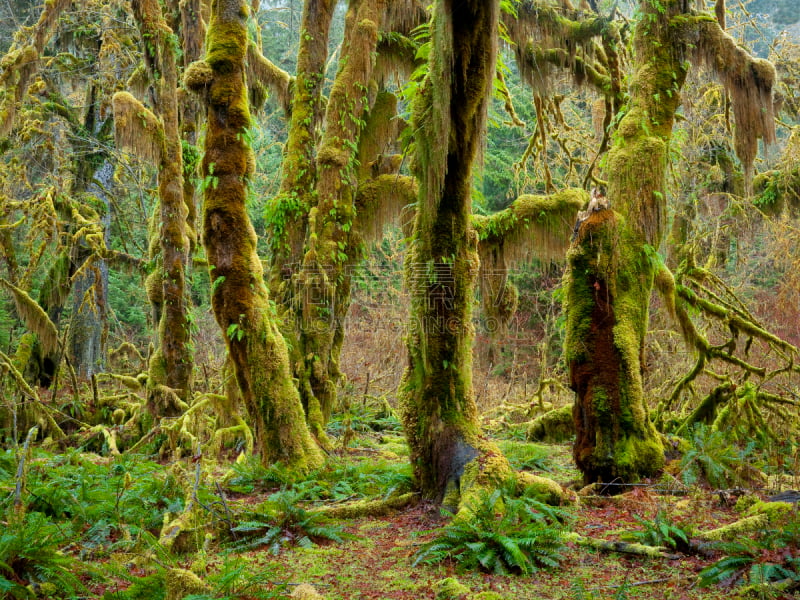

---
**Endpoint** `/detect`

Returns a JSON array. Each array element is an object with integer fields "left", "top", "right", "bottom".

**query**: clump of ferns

[
  {"left": 414, "top": 482, "right": 569, "bottom": 575},
  {"left": 228, "top": 488, "right": 350, "bottom": 553},
  {"left": 227, "top": 453, "right": 412, "bottom": 503},
  {"left": 620, "top": 508, "right": 693, "bottom": 553},
  {"left": 679, "top": 423, "right": 761, "bottom": 489},
  {"left": 0, "top": 512, "right": 86, "bottom": 598},
  {"left": 699, "top": 533, "right": 800, "bottom": 594}
]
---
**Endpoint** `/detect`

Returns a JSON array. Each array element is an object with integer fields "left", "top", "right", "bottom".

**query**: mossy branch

[
  {"left": 354, "top": 174, "right": 417, "bottom": 243},
  {"left": 654, "top": 261, "right": 799, "bottom": 430},
  {"left": 505, "top": 1, "right": 620, "bottom": 96},
  {"left": 563, "top": 532, "right": 680, "bottom": 559},
  {"left": 474, "top": 189, "right": 588, "bottom": 265},
  {"left": 112, "top": 91, "right": 164, "bottom": 164},
  {"left": 687, "top": 14, "right": 777, "bottom": 185},
  {"left": 0, "top": 350, "right": 66, "bottom": 440},
  {"left": 0, "top": 0, "right": 71, "bottom": 138},
  {"left": 0, "top": 277, "right": 59, "bottom": 355},
  {"left": 311, "top": 492, "right": 417, "bottom": 519},
  {"left": 246, "top": 42, "right": 293, "bottom": 115}
]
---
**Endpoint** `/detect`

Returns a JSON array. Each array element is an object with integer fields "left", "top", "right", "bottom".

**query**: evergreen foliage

[{"left": 0, "top": 512, "right": 84, "bottom": 598}]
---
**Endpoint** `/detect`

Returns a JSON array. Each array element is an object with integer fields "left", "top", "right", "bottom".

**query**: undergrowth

[{"left": 414, "top": 483, "right": 569, "bottom": 575}]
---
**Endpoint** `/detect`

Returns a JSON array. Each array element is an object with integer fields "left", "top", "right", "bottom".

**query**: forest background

[{"left": 0, "top": 0, "right": 800, "bottom": 598}]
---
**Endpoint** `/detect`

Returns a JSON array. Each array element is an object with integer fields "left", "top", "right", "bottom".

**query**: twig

[{"left": 213, "top": 481, "right": 236, "bottom": 535}]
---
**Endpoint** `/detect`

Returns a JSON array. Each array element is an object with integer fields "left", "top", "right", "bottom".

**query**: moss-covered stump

[
  {"left": 565, "top": 209, "right": 664, "bottom": 485},
  {"left": 526, "top": 404, "right": 574, "bottom": 442}
]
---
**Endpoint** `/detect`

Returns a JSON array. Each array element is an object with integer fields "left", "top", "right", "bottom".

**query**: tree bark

[
  {"left": 297, "top": 0, "right": 385, "bottom": 438},
  {"left": 131, "top": 0, "right": 194, "bottom": 415}
]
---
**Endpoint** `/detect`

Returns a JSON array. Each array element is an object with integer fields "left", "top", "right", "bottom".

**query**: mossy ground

[{"left": 9, "top": 425, "right": 793, "bottom": 600}]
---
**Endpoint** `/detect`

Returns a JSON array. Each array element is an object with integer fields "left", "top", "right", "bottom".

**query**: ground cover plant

[{"left": 1, "top": 402, "right": 799, "bottom": 599}]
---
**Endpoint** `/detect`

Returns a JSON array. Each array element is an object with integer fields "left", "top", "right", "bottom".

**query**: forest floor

[
  {"left": 224, "top": 436, "right": 793, "bottom": 600},
  {"left": 0, "top": 390, "right": 800, "bottom": 600},
  {"left": 2, "top": 411, "right": 798, "bottom": 600}
]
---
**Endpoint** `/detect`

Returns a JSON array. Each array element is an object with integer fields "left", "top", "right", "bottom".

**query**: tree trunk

[
  {"left": 266, "top": 0, "right": 336, "bottom": 306},
  {"left": 400, "top": 0, "right": 509, "bottom": 507},
  {"left": 189, "top": 0, "right": 323, "bottom": 472},
  {"left": 131, "top": 0, "right": 194, "bottom": 415},
  {"left": 297, "top": 0, "right": 385, "bottom": 438},
  {"left": 565, "top": 0, "right": 693, "bottom": 485},
  {"left": 68, "top": 160, "right": 113, "bottom": 379}
]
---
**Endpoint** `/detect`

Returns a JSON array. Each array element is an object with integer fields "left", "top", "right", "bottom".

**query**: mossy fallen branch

[
  {"left": 563, "top": 532, "right": 680, "bottom": 559},
  {"left": 311, "top": 492, "right": 416, "bottom": 519},
  {"left": 695, "top": 514, "right": 769, "bottom": 541},
  {"left": 526, "top": 404, "right": 574, "bottom": 443}
]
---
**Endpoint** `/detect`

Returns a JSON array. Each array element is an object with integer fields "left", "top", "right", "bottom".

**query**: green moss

[
  {"left": 697, "top": 514, "right": 769, "bottom": 541},
  {"left": 734, "top": 494, "right": 760, "bottom": 513},
  {"left": 434, "top": 577, "right": 470, "bottom": 599},
  {"left": 517, "top": 472, "right": 571, "bottom": 506},
  {"left": 745, "top": 500, "right": 795, "bottom": 524},
  {"left": 526, "top": 404, "right": 574, "bottom": 443},
  {"left": 313, "top": 493, "right": 416, "bottom": 519},
  {"left": 197, "top": 0, "right": 323, "bottom": 473},
  {"left": 183, "top": 60, "right": 213, "bottom": 91},
  {"left": 165, "top": 568, "right": 209, "bottom": 600}
]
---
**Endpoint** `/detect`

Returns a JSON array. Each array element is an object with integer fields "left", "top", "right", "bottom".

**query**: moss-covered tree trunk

[
  {"left": 130, "top": 0, "right": 194, "bottom": 415},
  {"left": 266, "top": 0, "right": 336, "bottom": 304},
  {"left": 68, "top": 159, "right": 113, "bottom": 378},
  {"left": 296, "top": 0, "right": 385, "bottom": 438},
  {"left": 187, "top": 0, "right": 323, "bottom": 472},
  {"left": 565, "top": 0, "right": 692, "bottom": 484},
  {"left": 399, "top": 0, "right": 510, "bottom": 506}
]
